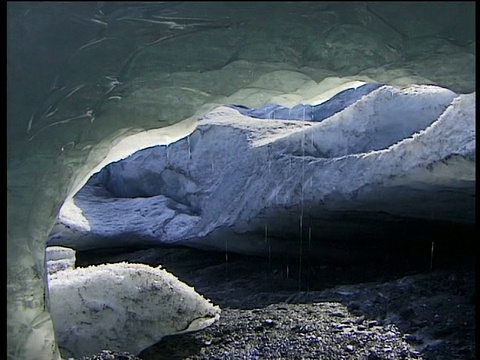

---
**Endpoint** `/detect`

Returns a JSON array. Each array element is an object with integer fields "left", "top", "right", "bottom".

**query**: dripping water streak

[
  {"left": 267, "top": 145, "right": 271, "bottom": 176},
  {"left": 225, "top": 237, "right": 229, "bottom": 282},
  {"left": 430, "top": 241, "right": 435, "bottom": 272},
  {"left": 308, "top": 226, "right": 312, "bottom": 292},
  {"left": 268, "top": 237, "right": 272, "bottom": 276},
  {"left": 308, "top": 227, "right": 312, "bottom": 254},
  {"left": 265, "top": 224, "right": 271, "bottom": 288},
  {"left": 299, "top": 214, "right": 303, "bottom": 291},
  {"left": 299, "top": 107, "right": 306, "bottom": 292}
]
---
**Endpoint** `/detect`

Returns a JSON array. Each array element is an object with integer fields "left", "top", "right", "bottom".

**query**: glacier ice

[
  {"left": 7, "top": 2, "right": 475, "bottom": 359},
  {"left": 49, "top": 85, "right": 475, "bottom": 257}
]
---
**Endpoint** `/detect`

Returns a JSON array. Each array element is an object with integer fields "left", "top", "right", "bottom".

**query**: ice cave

[{"left": 7, "top": 2, "right": 475, "bottom": 359}]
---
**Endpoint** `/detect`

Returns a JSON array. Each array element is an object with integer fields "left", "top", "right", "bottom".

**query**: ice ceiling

[{"left": 7, "top": 2, "right": 475, "bottom": 359}]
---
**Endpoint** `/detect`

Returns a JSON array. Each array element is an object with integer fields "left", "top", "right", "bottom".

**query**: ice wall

[{"left": 49, "top": 86, "right": 475, "bottom": 257}]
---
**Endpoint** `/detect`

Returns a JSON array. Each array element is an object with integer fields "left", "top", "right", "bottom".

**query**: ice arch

[{"left": 7, "top": 2, "right": 475, "bottom": 359}]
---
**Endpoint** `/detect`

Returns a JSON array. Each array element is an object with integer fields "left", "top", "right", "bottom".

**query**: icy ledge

[
  {"left": 47, "top": 247, "right": 220, "bottom": 358},
  {"left": 49, "top": 85, "right": 475, "bottom": 256}
]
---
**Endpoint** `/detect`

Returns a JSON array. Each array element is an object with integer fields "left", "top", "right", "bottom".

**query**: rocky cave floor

[{"left": 77, "top": 242, "right": 476, "bottom": 360}]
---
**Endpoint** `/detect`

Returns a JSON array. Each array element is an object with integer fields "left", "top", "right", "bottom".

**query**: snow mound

[{"left": 48, "top": 262, "right": 220, "bottom": 358}]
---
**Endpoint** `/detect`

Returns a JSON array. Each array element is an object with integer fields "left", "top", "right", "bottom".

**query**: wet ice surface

[{"left": 77, "top": 244, "right": 475, "bottom": 360}]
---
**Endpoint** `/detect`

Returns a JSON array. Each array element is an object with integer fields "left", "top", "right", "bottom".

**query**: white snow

[{"left": 48, "top": 261, "right": 220, "bottom": 358}]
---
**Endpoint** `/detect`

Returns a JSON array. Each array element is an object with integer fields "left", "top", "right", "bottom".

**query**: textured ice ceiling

[{"left": 7, "top": 2, "right": 475, "bottom": 359}]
